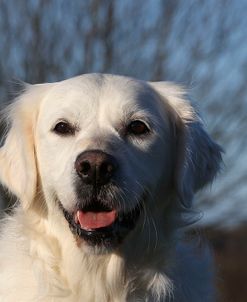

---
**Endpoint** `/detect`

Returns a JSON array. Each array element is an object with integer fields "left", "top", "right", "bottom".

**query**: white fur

[{"left": 0, "top": 74, "right": 222, "bottom": 301}]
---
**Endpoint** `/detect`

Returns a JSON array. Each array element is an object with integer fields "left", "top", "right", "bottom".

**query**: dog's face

[
  {"left": 0, "top": 74, "right": 222, "bottom": 253},
  {"left": 35, "top": 75, "right": 174, "bottom": 250}
]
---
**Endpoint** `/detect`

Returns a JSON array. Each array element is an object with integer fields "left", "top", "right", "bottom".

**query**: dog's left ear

[
  {"left": 149, "top": 81, "right": 223, "bottom": 207},
  {"left": 0, "top": 85, "right": 45, "bottom": 209}
]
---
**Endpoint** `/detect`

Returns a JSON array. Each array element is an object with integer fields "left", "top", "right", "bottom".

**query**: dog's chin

[{"left": 60, "top": 199, "right": 141, "bottom": 253}]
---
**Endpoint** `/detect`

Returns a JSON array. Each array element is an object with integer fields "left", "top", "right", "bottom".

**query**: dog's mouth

[
  {"left": 62, "top": 199, "right": 141, "bottom": 249},
  {"left": 75, "top": 199, "right": 119, "bottom": 232}
]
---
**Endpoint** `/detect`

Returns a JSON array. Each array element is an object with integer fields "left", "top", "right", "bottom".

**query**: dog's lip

[
  {"left": 61, "top": 197, "right": 142, "bottom": 247},
  {"left": 75, "top": 209, "right": 117, "bottom": 231},
  {"left": 73, "top": 206, "right": 141, "bottom": 242}
]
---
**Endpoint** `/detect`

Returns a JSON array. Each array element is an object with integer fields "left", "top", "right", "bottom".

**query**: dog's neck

[{"left": 22, "top": 205, "right": 174, "bottom": 301}]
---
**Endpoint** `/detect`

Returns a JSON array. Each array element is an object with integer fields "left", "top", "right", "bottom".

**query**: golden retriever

[{"left": 0, "top": 74, "right": 222, "bottom": 301}]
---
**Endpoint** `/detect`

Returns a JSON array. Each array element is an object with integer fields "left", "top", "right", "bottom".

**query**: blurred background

[{"left": 0, "top": 0, "right": 246, "bottom": 301}]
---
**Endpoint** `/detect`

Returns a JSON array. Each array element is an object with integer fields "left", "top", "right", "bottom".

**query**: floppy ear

[
  {"left": 0, "top": 85, "right": 44, "bottom": 209},
  {"left": 149, "top": 82, "right": 223, "bottom": 207}
]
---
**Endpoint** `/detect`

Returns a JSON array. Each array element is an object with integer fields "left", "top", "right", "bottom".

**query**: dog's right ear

[{"left": 0, "top": 84, "right": 46, "bottom": 209}]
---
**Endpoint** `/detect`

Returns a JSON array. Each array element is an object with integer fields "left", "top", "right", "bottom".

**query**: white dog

[{"left": 0, "top": 74, "right": 222, "bottom": 301}]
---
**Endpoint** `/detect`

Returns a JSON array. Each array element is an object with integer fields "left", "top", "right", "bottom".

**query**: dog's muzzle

[{"left": 62, "top": 150, "right": 142, "bottom": 250}]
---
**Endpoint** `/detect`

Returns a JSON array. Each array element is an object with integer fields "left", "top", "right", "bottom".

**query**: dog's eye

[
  {"left": 53, "top": 121, "right": 75, "bottom": 136},
  {"left": 127, "top": 120, "right": 150, "bottom": 136}
]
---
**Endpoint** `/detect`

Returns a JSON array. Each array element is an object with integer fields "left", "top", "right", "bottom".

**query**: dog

[{"left": 0, "top": 74, "right": 222, "bottom": 301}]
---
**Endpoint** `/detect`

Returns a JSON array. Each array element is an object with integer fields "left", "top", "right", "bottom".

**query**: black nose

[{"left": 75, "top": 150, "right": 118, "bottom": 186}]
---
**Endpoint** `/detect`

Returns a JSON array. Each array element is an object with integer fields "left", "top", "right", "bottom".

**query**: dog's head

[{"left": 0, "top": 74, "right": 222, "bottom": 252}]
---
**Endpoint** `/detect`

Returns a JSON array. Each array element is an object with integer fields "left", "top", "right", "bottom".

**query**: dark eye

[
  {"left": 53, "top": 121, "right": 75, "bottom": 136},
  {"left": 127, "top": 120, "right": 150, "bottom": 136}
]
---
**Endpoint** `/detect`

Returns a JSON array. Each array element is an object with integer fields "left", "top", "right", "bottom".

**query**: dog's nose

[{"left": 75, "top": 150, "right": 118, "bottom": 186}]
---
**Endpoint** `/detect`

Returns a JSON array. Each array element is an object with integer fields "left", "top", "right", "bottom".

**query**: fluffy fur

[{"left": 0, "top": 74, "right": 222, "bottom": 301}]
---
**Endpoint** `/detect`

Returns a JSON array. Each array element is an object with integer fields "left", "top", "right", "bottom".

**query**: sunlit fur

[{"left": 0, "top": 74, "right": 222, "bottom": 301}]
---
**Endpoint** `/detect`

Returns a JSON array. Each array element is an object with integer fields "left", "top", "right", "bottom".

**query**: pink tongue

[{"left": 76, "top": 210, "right": 117, "bottom": 230}]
